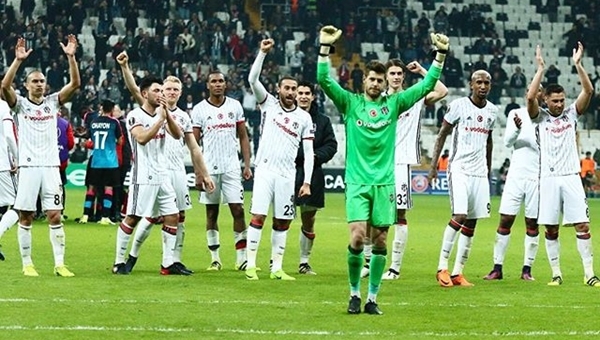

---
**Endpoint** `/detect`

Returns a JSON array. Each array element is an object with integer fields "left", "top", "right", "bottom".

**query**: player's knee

[
  {"left": 574, "top": 222, "right": 590, "bottom": 234},
  {"left": 206, "top": 205, "right": 220, "bottom": 221},
  {"left": 499, "top": 214, "right": 516, "bottom": 228},
  {"left": 452, "top": 214, "right": 467, "bottom": 225},
  {"left": 272, "top": 220, "right": 290, "bottom": 231},
  {"left": 250, "top": 215, "right": 265, "bottom": 228},
  {"left": 525, "top": 218, "right": 539, "bottom": 232},
  {"left": 46, "top": 210, "right": 61, "bottom": 224},
  {"left": 545, "top": 226, "right": 559, "bottom": 240}
]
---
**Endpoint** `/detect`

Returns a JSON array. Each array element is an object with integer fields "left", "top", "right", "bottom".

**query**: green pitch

[{"left": 1, "top": 189, "right": 599, "bottom": 339}]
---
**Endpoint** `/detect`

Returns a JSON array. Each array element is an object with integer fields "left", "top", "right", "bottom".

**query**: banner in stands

[{"left": 65, "top": 165, "right": 449, "bottom": 195}]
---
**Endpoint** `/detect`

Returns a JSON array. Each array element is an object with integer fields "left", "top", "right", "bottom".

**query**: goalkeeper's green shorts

[{"left": 345, "top": 183, "right": 395, "bottom": 227}]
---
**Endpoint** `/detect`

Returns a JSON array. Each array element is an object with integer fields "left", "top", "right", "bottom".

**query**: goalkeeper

[{"left": 317, "top": 25, "right": 449, "bottom": 315}]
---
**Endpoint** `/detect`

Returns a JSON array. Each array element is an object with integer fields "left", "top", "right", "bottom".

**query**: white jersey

[
  {"left": 536, "top": 103, "right": 580, "bottom": 177},
  {"left": 165, "top": 107, "right": 192, "bottom": 171},
  {"left": 191, "top": 97, "right": 244, "bottom": 174},
  {"left": 504, "top": 108, "right": 539, "bottom": 180},
  {"left": 254, "top": 95, "right": 314, "bottom": 179},
  {"left": 11, "top": 93, "right": 60, "bottom": 166},
  {"left": 395, "top": 98, "right": 424, "bottom": 165},
  {"left": 0, "top": 102, "right": 15, "bottom": 171},
  {"left": 126, "top": 107, "right": 168, "bottom": 185},
  {"left": 445, "top": 97, "right": 497, "bottom": 176}
]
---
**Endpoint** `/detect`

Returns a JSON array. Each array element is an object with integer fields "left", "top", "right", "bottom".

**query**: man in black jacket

[{"left": 294, "top": 81, "right": 338, "bottom": 275}]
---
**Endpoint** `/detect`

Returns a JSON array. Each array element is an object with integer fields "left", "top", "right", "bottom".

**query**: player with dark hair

[
  {"left": 244, "top": 39, "right": 315, "bottom": 281},
  {"left": 192, "top": 70, "right": 253, "bottom": 272},
  {"left": 78, "top": 99, "right": 123, "bottom": 225},
  {"left": 294, "top": 80, "right": 338, "bottom": 275},
  {"left": 318, "top": 25, "right": 449, "bottom": 314},
  {"left": 526, "top": 44, "right": 600, "bottom": 287}
]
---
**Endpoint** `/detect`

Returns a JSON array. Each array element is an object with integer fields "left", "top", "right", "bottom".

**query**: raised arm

[
  {"left": 407, "top": 61, "right": 448, "bottom": 106},
  {"left": 428, "top": 120, "right": 453, "bottom": 181},
  {"left": 572, "top": 41, "right": 594, "bottom": 115},
  {"left": 1, "top": 38, "right": 32, "bottom": 107},
  {"left": 396, "top": 33, "right": 448, "bottom": 111},
  {"left": 316, "top": 25, "right": 350, "bottom": 113},
  {"left": 248, "top": 39, "right": 272, "bottom": 104},
  {"left": 526, "top": 45, "right": 544, "bottom": 119},
  {"left": 58, "top": 35, "right": 81, "bottom": 104},
  {"left": 116, "top": 51, "right": 143, "bottom": 105}
]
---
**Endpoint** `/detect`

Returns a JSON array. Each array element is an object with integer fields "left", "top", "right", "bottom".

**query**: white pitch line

[
  {"left": 1, "top": 325, "right": 600, "bottom": 337},
  {"left": 0, "top": 297, "right": 596, "bottom": 310}
]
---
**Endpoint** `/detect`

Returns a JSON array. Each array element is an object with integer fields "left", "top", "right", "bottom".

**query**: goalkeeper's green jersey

[{"left": 317, "top": 61, "right": 442, "bottom": 185}]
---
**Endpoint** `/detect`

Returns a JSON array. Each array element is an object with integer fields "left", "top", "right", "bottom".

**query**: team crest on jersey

[
  {"left": 477, "top": 115, "right": 483, "bottom": 122},
  {"left": 389, "top": 194, "right": 394, "bottom": 202},
  {"left": 369, "top": 109, "right": 377, "bottom": 117},
  {"left": 128, "top": 116, "right": 135, "bottom": 125},
  {"left": 228, "top": 112, "right": 234, "bottom": 119},
  {"left": 292, "top": 122, "right": 299, "bottom": 130},
  {"left": 44, "top": 106, "right": 51, "bottom": 113},
  {"left": 381, "top": 106, "right": 389, "bottom": 115},
  {"left": 217, "top": 113, "right": 223, "bottom": 120},
  {"left": 401, "top": 183, "right": 408, "bottom": 192}
]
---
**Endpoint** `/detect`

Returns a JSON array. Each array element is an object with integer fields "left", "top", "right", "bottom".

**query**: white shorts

[
  {"left": 499, "top": 176, "right": 539, "bottom": 218},
  {"left": 394, "top": 164, "right": 413, "bottom": 210},
  {"left": 250, "top": 168, "right": 295, "bottom": 220},
  {"left": 448, "top": 172, "right": 490, "bottom": 219},
  {"left": 0, "top": 170, "right": 17, "bottom": 207},
  {"left": 127, "top": 182, "right": 179, "bottom": 218},
  {"left": 14, "top": 167, "right": 63, "bottom": 211},
  {"left": 538, "top": 174, "right": 589, "bottom": 225},
  {"left": 169, "top": 168, "right": 192, "bottom": 211},
  {"left": 200, "top": 169, "right": 244, "bottom": 205}
]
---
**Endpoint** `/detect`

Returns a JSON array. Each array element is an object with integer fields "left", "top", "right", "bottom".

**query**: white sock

[
  {"left": 207, "top": 229, "right": 220, "bottom": 262},
  {"left": 545, "top": 237, "right": 561, "bottom": 277},
  {"left": 173, "top": 223, "right": 185, "bottom": 263},
  {"left": 576, "top": 232, "right": 595, "bottom": 279},
  {"left": 246, "top": 226, "right": 263, "bottom": 269},
  {"left": 115, "top": 223, "right": 133, "bottom": 264},
  {"left": 523, "top": 233, "right": 539, "bottom": 267},
  {"left": 438, "top": 224, "right": 459, "bottom": 270},
  {"left": 299, "top": 228, "right": 315, "bottom": 264},
  {"left": 493, "top": 232, "right": 510, "bottom": 266},
  {"left": 389, "top": 223, "right": 408, "bottom": 272},
  {"left": 161, "top": 225, "right": 177, "bottom": 268},
  {"left": 451, "top": 232, "right": 473, "bottom": 276},
  {"left": 130, "top": 218, "right": 153, "bottom": 258},
  {"left": 49, "top": 224, "right": 66, "bottom": 267},
  {"left": 271, "top": 229, "right": 288, "bottom": 273},
  {"left": 0, "top": 209, "right": 18, "bottom": 239},
  {"left": 234, "top": 230, "right": 247, "bottom": 265},
  {"left": 18, "top": 224, "right": 33, "bottom": 266},
  {"left": 363, "top": 241, "right": 372, "bottom": 265}
]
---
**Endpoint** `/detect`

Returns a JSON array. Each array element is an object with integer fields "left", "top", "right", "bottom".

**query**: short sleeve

[
  {"left": 126, "top": 111, "right": 142, "bottom": 131},
  {"left": 235, "top": 101, "right": 245, "bottom": 122},
  {"left": 443, "top": 100, "right": 460, "bottom": 125},
  {"left": 191, "top": 104, "right": 203, "bottom": 128},
  {"left": 302, "top": 114, "right": 315, "bottom": 140},
  {"left": 181, "top": 113, "right": 193, "bottom": 133}
]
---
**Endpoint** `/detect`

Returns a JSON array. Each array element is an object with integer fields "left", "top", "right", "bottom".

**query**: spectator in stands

[
  {"left": 433, "top": 6, "right": 449, "bottom": 34},
  {"left": 546, "top": 0, "right": 560, "bottom": 22},
  {"left": 416, "top": 12, "right": 431, "bottom": 42},
  {"left": 437, "top": 149, "right": 449, "bottom": 172},
  {"left": 581, "top": 151, "right": 596, "bottom": 181},
  {"left": 20, "top": 0, "right": 35, "bottom": 24},
  {"left": 443, "top": 51, "right": 463, "bottom": 88},
  {"left": 288, "top": 44, "right": 305, "bottom": 78},
  {"left": 473, "top": 55, "right": 488, "bottom": 72},
  {"left": 545, "top": 64, "right": 561, "bottom": 85},
  {"left": 350, "top": 63, "right": 363, "bottom": 94},
  {"left": 384, "top": 10, "right": 400, "bottom": 48},
  {"left": 509, "top": 66, "right": 527, "bottom": 98},
  {"left": 473, "top": 35, "right": 491, "bottom": 55},
  {"left": 489, "top": 64, "right": 508, "bottom": 104},
  {"left": 504, "top": 97, "right": 521, "bottom": 117},
  {"left": 345, "top": 17, "right": 357, "bottom": 55},
  {"left": 489, "top": 51, "right": 504, "bottom": 70},
  {"left": 338, "top": 58, "right": 350, "bottom": 89}
]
